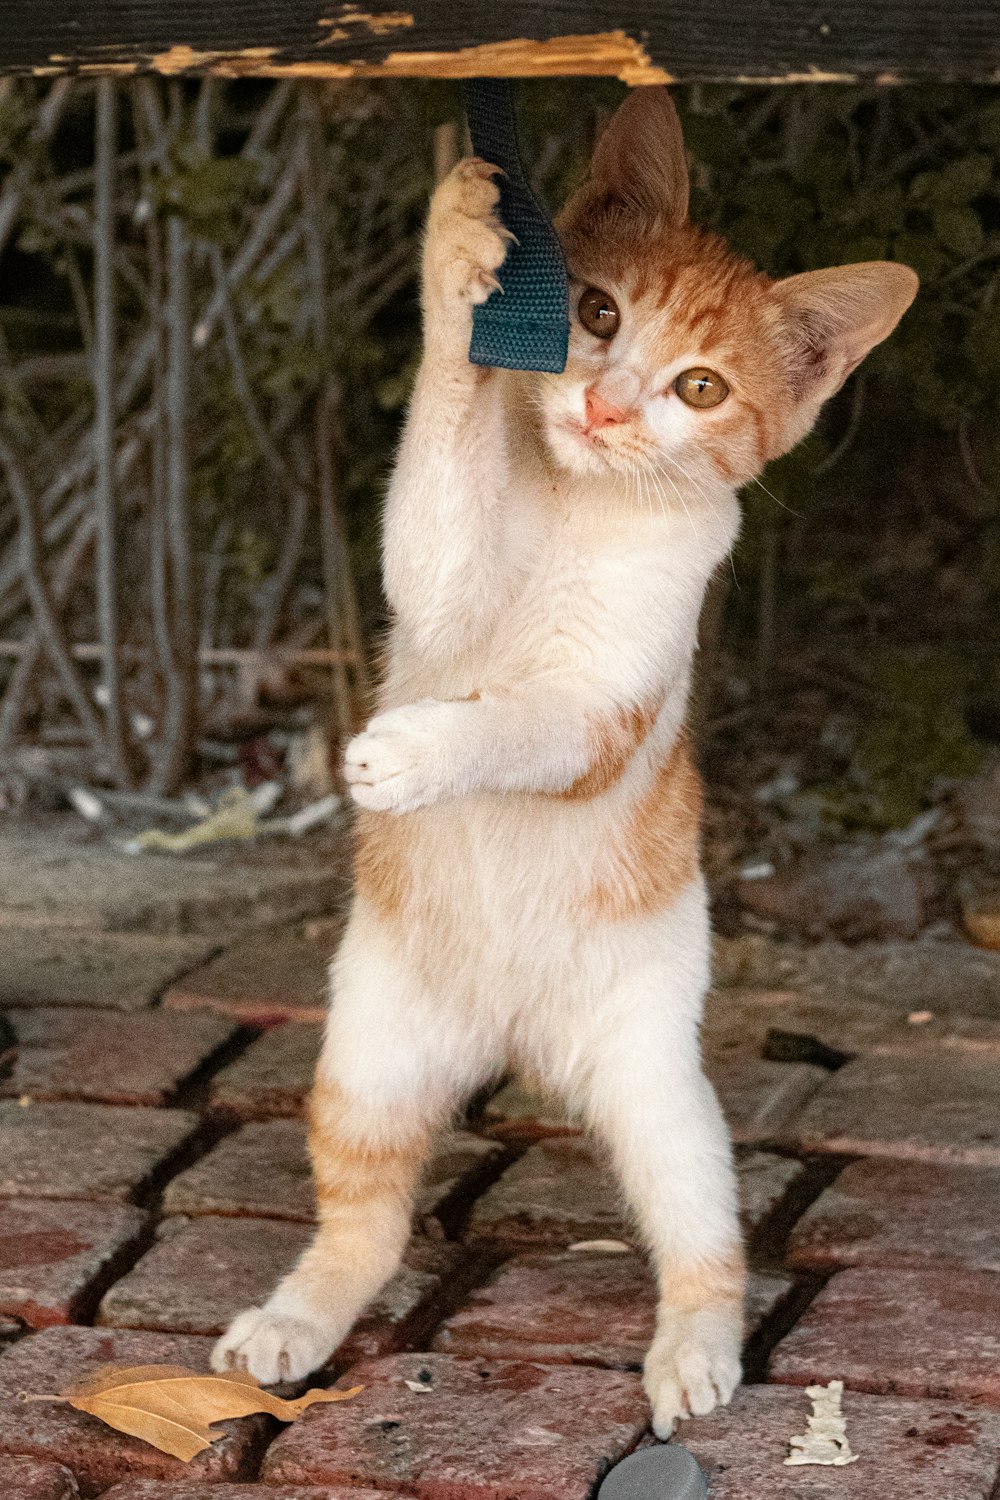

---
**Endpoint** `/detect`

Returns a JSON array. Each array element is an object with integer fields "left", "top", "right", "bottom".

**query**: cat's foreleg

[
  {"left": 212, "top": 911, "right": 478, "bottom": 1383},
  {"left": 574, "top": 886, "right": 745, "bottom": 1435},
  {"left": 382, "top": 159, "right": 517, "bottom": 653}
]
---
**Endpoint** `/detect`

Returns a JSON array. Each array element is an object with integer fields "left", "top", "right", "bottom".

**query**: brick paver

[
  {"left": 466, "top": 1139, "right": 630, "bottom": 1247},
  {"left": 481, "top": 1084, "right": 580, "bottom": 1140},
  {"left": 0, "top": 1456, "right": 81, "bottom": 1500},
  {"left": 0, "top": 1102, "right": 200, "bottom": 1202},
  {"left": 163, "top": 1121, "right": 503, "bottom": 1236},
  {"left": 467, "top": 1139, "right": 804, "bottom": 1248},
  {"left": 101, "top": 1485, "right": 401, "bottom": 1499},
  {"left": 163, "top": 926, "right": 332, "bottom": 1023},
  {"left": 705, "top": 1052, "right": 826, "bottom": 1143},
  {"left": 0, "top": 930, "right": 214, "bottom": 1011},
  {"left": 702, "top": 985, "right": 899, "bottom": 1057},
  {"left": 0, "top": 1199, "right": 148, "bottom": 1327},
  {"left": 262, "top": 1353, "right": 648, "bottom": 1497},
  {"left": 770, "top": 1266, "right": 1000, "bottom": 1406},
  {"left": 788, "top": 1050, "right": 1000, "bottom": 1163},
  {"left": 164, "top": 1120, "right": 314, "bottom": 1221},
  {"left": 788, "top": 1158, "right": 1000, "bottom": 1272},
  {"left": 433, "top": 1247, "right": 792, "bottom": 1368},
  {"left": 0, "top": 1326, "right": 268, "bottom": 1496},
  {"left": 209, "top": 1022, "right": 321, "bottom": 1118},
  {"left": 0, "top": 1009, "right": 237, "bottom": 1107},
  {"left": 680, "top": 1382, "right": 1000, "bottom": 1499},
  {"left": 99, "top": 1214, "right": 468, "bottom": 1362}
]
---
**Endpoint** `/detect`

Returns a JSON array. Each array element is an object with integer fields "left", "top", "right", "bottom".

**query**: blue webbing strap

[{"left": 461, "top": 79, "right": 570, "bottom": 374}]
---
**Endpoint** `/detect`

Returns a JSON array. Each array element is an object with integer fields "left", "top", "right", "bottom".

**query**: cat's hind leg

[
  {"left": 212, "top": 908, "right": 483, "bottom": 1384},
  {"left": 568, "top": 882, "right": 745, "bottom": 1436}
]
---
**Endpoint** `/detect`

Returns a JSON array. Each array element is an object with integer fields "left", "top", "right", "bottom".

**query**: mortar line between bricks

[{"left": 169, "top": 1022, "right": 265, "bottom": 1112}]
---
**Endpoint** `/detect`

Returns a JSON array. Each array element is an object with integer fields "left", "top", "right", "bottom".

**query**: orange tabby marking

[
  {"left": 309, "top": 1078, "right": 427, "bottom": 1207},
  {"left": 559, "top": 702, "right": 660, "bottom": 799},
  {"left": 587, "top": 729, "right": 702, "bottom": 919}
]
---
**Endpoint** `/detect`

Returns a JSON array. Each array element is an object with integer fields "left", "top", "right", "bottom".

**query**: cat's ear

[
  {"left": 560, "top": 87, "right": 689, "bottom": 230},
  {"left": 773, "top": 262, "right": 919, "bottom": 405}
]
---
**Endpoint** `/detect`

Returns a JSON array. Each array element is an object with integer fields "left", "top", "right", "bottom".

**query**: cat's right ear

[{"left": 560, "top": 87, "right": 689, "bottom": 231}]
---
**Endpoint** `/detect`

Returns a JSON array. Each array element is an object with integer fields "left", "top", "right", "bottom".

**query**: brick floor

[
  {"left": 163, "top": 1121, "right": 503, "bottom": 1235},
  {"left": 433, "top": 1247, "right": 793, "bottom": 1368},
  {"left": 262, "top": 1353, "right": 648, "bottom": 1497},
  {"left": 0, "top": 1456, "right": 81, "bottom": 1500},
  {"left": 101, "top": 1484, "right": 404, "bottom": 1499},
  {"left": 163, "top": 926, "right": 332, "bottom": 1023},
  {"left": 788, "top": 1050, "right": 1000, "bottom": 1163},
  {"left": 467, "top": 1139, "right": 805, "bottom": 1248},
  {"left": 788, "top": 1158, "right": 1000, "bottom": 1273},
  {"left": 163, "top": 1120, "right": 315, "bottom": 1221},
  {"left": 702, "top": 985, "right": 900, "bottom": 1057},
  {"left": 465, "top": 1139, "right": 630, "bottom": 1248},
  {"left": 0, "top": 930, "right": 215, "bottom": 1012},
  {"left": 98, "top": 1214, "right": 469, "bottom": 1362},
  {"left": 770, "top": 1266, "right": 1000, "bottom": 1406},
  {"left": 0, "top": 1010, "right": 237, "bottom": 1107},
  {"left": 480, "top": 1084, "right": 580, "bottom": 1140},
  {"left": 0, "top": 1102, "right": 200, "bottom": 1202},
  {"left": 209, "top": 1022, "right": 321, "bottom": 1118},
  {"left": 680, "top": 1382, "right": 1000, "bottom": 1499},
  {"left": 0, "top": 1199, "right": 148, "bottom": 1327},
  {"left": 705, "top": 1052, "right": 826, "bottom": 1143},
  {"left": 0, "top": 1326, "right": 269, "bottom": 1496}
]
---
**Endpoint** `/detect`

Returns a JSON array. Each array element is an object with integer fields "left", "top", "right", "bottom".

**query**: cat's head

[{"left": 539, "top": 89, "right": 917, "bottom": 495}]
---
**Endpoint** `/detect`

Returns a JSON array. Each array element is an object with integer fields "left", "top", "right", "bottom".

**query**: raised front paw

[
  {"left": 344, "top": 700, "right": 458, "bottom": 815},
  {"left": 425, "top": 157, "right": 513, "bottom": 308},
  {"left": 643, "top": 1305, "right": 742, "bottom": 1437},
  {"left": 212, "top": 1305, "right": 337, "bottom": 1385}
]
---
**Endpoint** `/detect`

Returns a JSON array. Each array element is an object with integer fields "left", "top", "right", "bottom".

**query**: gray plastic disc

[{"left": 597, "top": 1445, "right": 708, "bottom": 1500}]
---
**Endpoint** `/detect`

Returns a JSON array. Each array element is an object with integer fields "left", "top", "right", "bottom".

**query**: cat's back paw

[
  {"left": 212, "top": 1305, "right": 335, "bottom": 1385},
  {"left": 426, "top": 157, "right": 512, "bottom": 306},
  {"left": 643, "top": 1306, "right": 742, "bottom": 1437}
]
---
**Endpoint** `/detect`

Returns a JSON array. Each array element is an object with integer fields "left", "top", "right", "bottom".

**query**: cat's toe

[
  {"left": 643, "top": 1308, "right": 742, "bottom": 1437},
  {"left": 427, "top": 157, "right": 510, "bottom": 305},
  {"left": 212, "top": 1306, "right": 333, "bottom": 1386}
]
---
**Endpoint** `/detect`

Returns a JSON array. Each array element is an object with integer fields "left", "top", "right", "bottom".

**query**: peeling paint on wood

[
  {"left": 144, "top": 31, "right": 669, "bottom": 84},
  {"left": 4, "top": 0, "right": 1000, "bottom": 83}
]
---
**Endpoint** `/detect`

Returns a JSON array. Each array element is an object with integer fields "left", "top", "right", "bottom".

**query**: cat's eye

[
  {"left": 673, "top": 368, "right": 730, "bottom": 409},
  {"left": 578, "top": 287, "right": 620, "bottom": 340}
]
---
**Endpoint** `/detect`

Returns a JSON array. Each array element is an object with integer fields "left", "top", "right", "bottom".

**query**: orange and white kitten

[{"left": 215, "top": 89, "right": 916, "bottom": 1433}]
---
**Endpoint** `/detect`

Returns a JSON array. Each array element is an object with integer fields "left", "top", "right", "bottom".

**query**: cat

[{"left": 213, "top": 87, "right": 917, "bottom": 1434}]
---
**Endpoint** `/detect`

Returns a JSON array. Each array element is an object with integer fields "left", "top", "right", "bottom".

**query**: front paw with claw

[
  {"left": 425, "top": 156, "right": 513, "bottom": 309},
  {"left": 212, "top": 1305, "right": 338, "bottom": 1386},
  {"left": 643, "top": 1304, "right": 742, "bottom": 1437},
  {"left": 344, "top": 700, "right": 459, "bottom": 814}
]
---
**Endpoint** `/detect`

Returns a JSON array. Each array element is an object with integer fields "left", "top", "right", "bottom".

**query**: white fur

[{"left": 214, "top": 155, "right": 745, "bottom": 1432}]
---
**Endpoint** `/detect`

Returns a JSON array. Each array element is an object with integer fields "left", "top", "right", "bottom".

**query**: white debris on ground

[{"left": 785, "top": 1380, "right": 859, "bottom": 1467}]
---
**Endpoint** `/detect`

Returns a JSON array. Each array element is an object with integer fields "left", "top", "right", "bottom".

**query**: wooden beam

[{"left": 4, "top": 2, "right": 1000, "bottom": 85}]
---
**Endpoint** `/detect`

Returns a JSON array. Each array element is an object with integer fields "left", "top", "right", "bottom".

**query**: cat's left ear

[
  {"left": 559, "top": 87, "right": 689, "bottom": 231},
  {"left": 773, "top": 262, "right": 919, "bottom": 407}
]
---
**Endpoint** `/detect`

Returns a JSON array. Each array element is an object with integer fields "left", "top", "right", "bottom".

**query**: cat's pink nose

[{"left": 584, "top": 388, "right": 630, "bottom": 432}]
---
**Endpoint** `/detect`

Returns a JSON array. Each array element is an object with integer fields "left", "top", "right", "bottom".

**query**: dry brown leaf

[{"left": 57, "top": 1363, "right": 362, "bottom": 1461}]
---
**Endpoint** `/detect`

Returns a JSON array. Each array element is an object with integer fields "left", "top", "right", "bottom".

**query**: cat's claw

[
  {"left": 425, "top": 156, "right": 511, "bottom": 308},
  {"left": 643, "top": 1307, "right": 742, "bottom": 1437},
  {"left": 212, "top": 1306, "right": 336, "bottom": 1386}
]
